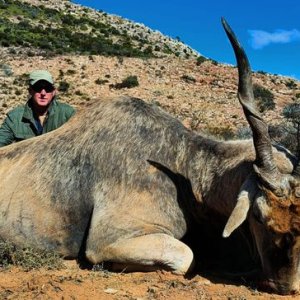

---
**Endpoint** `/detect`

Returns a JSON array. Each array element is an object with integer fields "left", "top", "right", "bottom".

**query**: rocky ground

[
  {"left": 0, "top": 261, "right": 296, "bottom": 300},
  {"left": 1, "top": 49, "right": 299, "bottom": 134}
]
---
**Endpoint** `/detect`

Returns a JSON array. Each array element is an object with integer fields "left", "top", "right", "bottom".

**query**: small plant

[
  {"left": 13, "top": 73, "right": 27, "bottom": 86},
  {"left": 64, "top": 58, "right": 74, "bottom": 65},
  {"left": 66, "top": 69, "right": 76, "bottom": 75},
  {"left": 75, "top": 90, "right": 83, "bottom": 96},
  {"left": 257, "top": 70, "right": 267, "bottom": 75},
  {"left": 205, "top": 125, "right": 235, "bottom": 140},
  {"left": 95, "top": 78, "right": 109, "bottom": 85},
  {"left": 196, "top": 56, "right": 207, "bottom": 66},
  {"left": 236, "top": 126, "right": 252, "bottom": 139},
  {"left": 269, "top": 123, "right": 298, "bottom": 156},
  {"left": 210, "top": 59, "right": 218, "bottom": 66},
  {"left": 80, "top": 24, "right": 88, "bottom": 31},
  {"left": 285, "top": 79, "right": 297, "bottom": 90},
  {"left": 253, "top": 84, "right": 275, "bottom": 112},
  {"left": 15, "top": 89, "right": 22, "bottom": 96},
  {"left": 284, "top": 103, "right": 300, "bottom": 121},
  {"left": 282, "top": 103, "right": 300, "bottom": 155},
  {"left": 111, "top": 75, "right": 139, "bottom": 89},
  {"left": 58, "top": 80, "right": 70, "bottom": 93},
  {"left": 117, "top": 56, "right": 124, "bottom": 64},
  {"left": 0, "top": 240, "right": 64, "bottom": 270},
  {"left": 0, "top": 64, "right": 13, "bottom": 76},
  {"left": 153, "top": 90, "right": 163, "bottom": 97},
  {"left": 181, "top": 74, "right": 196, "bottom": 84}
]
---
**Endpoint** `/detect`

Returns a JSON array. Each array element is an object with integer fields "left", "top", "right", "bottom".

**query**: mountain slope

[
  {"left": 0, "top": 0, "right": 299, "bottom": 141},
  {"left": 0, "top": 0, "right": 200, "bottom": 58}
]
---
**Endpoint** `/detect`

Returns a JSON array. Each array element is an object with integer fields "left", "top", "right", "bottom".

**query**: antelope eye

[{"left": 295, "top": 187, "right": 300, "bottom": 198}]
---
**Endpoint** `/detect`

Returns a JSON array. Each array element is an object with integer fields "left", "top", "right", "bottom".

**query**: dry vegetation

[{"left": 1, "top": 50, "right": 299, "bottom": 137}]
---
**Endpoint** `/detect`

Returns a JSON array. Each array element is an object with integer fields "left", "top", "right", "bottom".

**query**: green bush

[
  {"left": 58, "top": 80, "right": 70, "bottom": 92},
  {"left": 95, "top": 78, "right": 109, "bottom": 85},
  {"left": 196, "top": 56, "right": 207, "bottom": 66},
  {"left": 285, "top": 79, "right": 297, "bottom": 90},
  {"left": 66, "top": 69, "right": 76, "bottom": 75},
  {"left": 111, "top": 75, "right": 139, "bottom": 89},
  {"left": 75, "top": 90, "right": 83, "bottom": 96},
  {"left": 181, "top": 74, "right": 196, "bottom": 84}
]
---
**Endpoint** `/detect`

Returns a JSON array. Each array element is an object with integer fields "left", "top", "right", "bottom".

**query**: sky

[{"left": 72, "top": 0, "right": 300, "bottom": 80}]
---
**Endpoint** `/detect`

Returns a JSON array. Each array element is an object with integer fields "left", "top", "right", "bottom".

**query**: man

[{"left": 0, "top": 70, "right": 75, "bottom": 147}]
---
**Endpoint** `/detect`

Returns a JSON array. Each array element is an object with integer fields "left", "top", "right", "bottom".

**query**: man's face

[{"left": 29, "top": 80, "right": 56, "bottom": 108}]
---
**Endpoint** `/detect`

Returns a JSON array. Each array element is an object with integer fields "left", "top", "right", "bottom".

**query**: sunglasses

[{"left": 31, "top": 82, "right": 55, "bottom": 93}]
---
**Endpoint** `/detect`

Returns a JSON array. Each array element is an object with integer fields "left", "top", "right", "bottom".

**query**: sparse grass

[
  {"left": 0, "top": 240, "right": 64, "bottom": 271},
  {"left": 203, "top": 125, "right": 235, "bottom": 140}
]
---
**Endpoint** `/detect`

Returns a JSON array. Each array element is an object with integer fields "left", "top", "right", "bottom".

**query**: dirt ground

[{"left": 0, "top": 260, "right": 297, "bottom": 300}]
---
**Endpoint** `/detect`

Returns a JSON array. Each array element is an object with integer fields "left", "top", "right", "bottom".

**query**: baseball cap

[{"left": 29, "top": 70, "right": 54, "bottom": 86}]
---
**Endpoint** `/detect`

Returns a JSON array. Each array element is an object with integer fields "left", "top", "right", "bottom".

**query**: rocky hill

[
  {"left": 1, "top": 0, "right": 300, "bottom": 142},
  {"left": 0, "top": 0, "right": 199, "bottom": 58}
]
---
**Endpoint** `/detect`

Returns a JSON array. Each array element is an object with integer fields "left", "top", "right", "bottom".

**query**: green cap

[{"left": 29, "top": 70, "right": 54, "bottom": 85}]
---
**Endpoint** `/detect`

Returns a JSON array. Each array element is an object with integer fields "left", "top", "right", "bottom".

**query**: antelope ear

[{"left": 223, "top": 175, "right": 257, "bottom": 238}]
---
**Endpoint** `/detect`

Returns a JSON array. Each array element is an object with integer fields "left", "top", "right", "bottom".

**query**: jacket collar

[{"left": 23, "top": 97, "right": 57, "bottom": 121}]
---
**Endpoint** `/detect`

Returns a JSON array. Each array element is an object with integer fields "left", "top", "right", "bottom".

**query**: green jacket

[{"left": 0, "top": 97, "right": 75, "bottom": 147}]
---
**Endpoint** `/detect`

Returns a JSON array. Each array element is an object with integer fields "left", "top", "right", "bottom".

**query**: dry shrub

[{"left": 0, "top": 240, "right": 64, "bottom": 271}]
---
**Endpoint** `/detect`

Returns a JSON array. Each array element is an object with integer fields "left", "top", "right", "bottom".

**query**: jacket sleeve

[{"left": 0, "top": 115, "right": 15, "bottom": 147}]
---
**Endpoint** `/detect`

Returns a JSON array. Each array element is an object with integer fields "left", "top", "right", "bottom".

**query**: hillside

[
  {"left": 1, "top": 0, "right": 299, "bottom": 139},
  {"left": 0, "top": 0, "right": 199, "bottom": 58}
]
